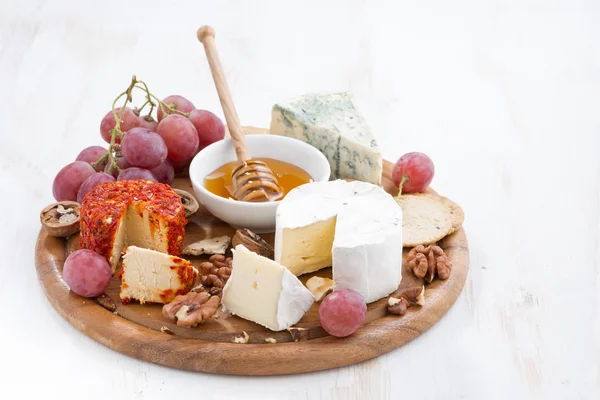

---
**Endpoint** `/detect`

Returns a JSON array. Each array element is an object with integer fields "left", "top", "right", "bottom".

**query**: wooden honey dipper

[{"left": 197, "top": 26, "right": 283, "bottom": 202}]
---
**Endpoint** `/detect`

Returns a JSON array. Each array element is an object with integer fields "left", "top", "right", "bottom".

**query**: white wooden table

[{"left": 1, "top": 1, "right": 598, "bottom": 398}]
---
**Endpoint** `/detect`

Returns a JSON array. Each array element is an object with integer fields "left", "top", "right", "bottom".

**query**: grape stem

[
  {"left": 134, "top": 84, "right": 190, "bottom": 118},
  {"left": 395, "top": 175, "right": 409, "bottom": 199},
  {"left": 98, "top": 75, "right": 184, "bottom": 175}
]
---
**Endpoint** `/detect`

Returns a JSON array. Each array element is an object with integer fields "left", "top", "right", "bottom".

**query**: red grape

[
  {"left": 169, "top": 158, "right": 190, "bottom": 174},
  {"left": 392, "top": 152, "right": 435, "bottom": 194},
  {"left": 104, "top": 156, "right": 131, "bottom": 178},
  {"left": 76, "top": 146, "right": 108, "bottom": 171},
  {"left": 157, "top": 114, "right": 199, "bottom": 162},
  {"left": 188, "top": 109, "right": 225, "bottom": 151},
  {"left": 139, "top": 116, "right": 158, "bottom": 131},
  {"left": 100, "top": 107, "right": 142, "bottom": 143},
  {"left": 318, "top": 289, "right": 366, "bottom": 337},
  {"left": 149, "top": 159, "right": 175, "bottom": 184},
  {"left": 117, "top": 167, "right": 157, "bottom": 181},
  {"left": 52, "top": 161, "right": 96, "bottom": 202},
  {"left": 121, "top": 127, "right": 168, "bottom": 169},
  {"left": 157, "top": 95, "right": 195, "bottom": 122},
  {"left": 77, "top": 172, "right": 115, "bottom": 203},
  {"left": 62, "top": 249, "right": 112, "bottom": 297}
]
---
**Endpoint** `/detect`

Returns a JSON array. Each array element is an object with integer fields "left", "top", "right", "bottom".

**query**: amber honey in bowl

[{"left": 203, "top": 158, "right": 313, "bottom": 200}]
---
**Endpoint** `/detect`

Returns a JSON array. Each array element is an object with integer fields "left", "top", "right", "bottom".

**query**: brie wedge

[
  {"left": 270, "top": 92, "right": 382, "bottom": 185},
  {"left": 275, "top": 180, "right": 403, "bottom": 303},
  {"left": 222, "top": 244, "right": 314, "bottom": 331}
]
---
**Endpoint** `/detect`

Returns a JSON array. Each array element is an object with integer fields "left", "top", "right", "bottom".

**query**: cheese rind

[
  {"left": 120, "top": 246, "right": 198, "bottom": 304},
  {"left": 80, "top": 180, "right": 186, "bottom": 273},
  {"left": 275, "top": 180, "right": 403, "bottom": 303},
  {"left": 270, "top": 92, "right": 382, "bottom": 185},
  {"left": 222, "top": 245, "right": 314, "bottom": 331}
]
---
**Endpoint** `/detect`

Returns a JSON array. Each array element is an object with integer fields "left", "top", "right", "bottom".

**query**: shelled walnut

[
  {"left": 162, "top": 292, "right": 220, "bottom": 327},
  {"left": 193, "top": 254, "right": 232, "bottom": 296},
  {"left": 387, "top": 285, "right": 425, "bottom": 316},
  {"left": 387, "top": 297, "right": 409, "bottom": 315},
  {"left": 407, "top": 245, "right": 452, "bottom": 283}
]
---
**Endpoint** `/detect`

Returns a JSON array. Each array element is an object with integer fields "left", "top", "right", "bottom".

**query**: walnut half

[
  {"left": 407, "top": 245, "right": 453, "bottom": 283},
  {"left": 162, "top": 292, "right": 220, "bottom": 327}
]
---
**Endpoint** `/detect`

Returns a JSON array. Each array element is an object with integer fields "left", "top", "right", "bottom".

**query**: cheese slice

[
  {"left": 275, "top": 180, "right": 403, "bottom": 303},
  {"left": 222, "top": 244, "right": 314, "bottom": 331},
  {"left": 270, "top": 92, "right": 382, "bottom": 185},
  {"left": 120, "top": 246, "right": 198, "bottom": 304}
]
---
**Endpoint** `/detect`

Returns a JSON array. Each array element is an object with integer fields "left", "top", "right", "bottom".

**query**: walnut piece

[
  {"left": 173, "top": 189, "right": 200, "bottom": 220},
  {"left": 40, "top": 201, "right": 81, "bottom": 237},
  {"left": 233, "top": 331, "right": 249, "bottom": 344},
  {"left": 160, "top": 326, "right": 174, "bottom": 335},
  {"left": 162, "top": 292, "right": 220, "bottom": 327},
  {"left": 395, "top": 285, "right": 425, "bottom": 306},
  {"left": 287, "top": 327, "right": 310, "bottom": 342},
  {"left": 194, "top": 254, "right": 232, "bottom": 297},
  {"left": 387, "top": 297, "right": 409, "bottom": 315},
  {"left": 232, "top": 228, "right": 274, "bottom": 259},
  {"left": 407, "top": 245, "right": 453, "bottom": 283},
  {"left": 265, "top": 338, "right": 277, "bottom": 344},
  {"left": 387, "top": 285, "right": 425, "bottom": 315}
]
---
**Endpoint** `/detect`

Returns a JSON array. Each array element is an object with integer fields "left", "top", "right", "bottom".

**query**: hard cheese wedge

[
  {"left": 270, "top": 92, "right": 382, "bottom": 185},
  {"left": 120, "top": 246, "right": 198, "bottom": 304},
  {"left": 222, "top": 244, "right": 315, "bottom": 331},
  {"left": 275, "top": 180, "right": 403, "bottom": 303}
]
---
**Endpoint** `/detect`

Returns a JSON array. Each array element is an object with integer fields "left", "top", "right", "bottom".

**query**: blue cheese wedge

[
  {"left": 270, "top": 92, "right": 382, "bottom": 185},
  {"left": 222, "top": 244, "right": 314, "bottom": 331}
]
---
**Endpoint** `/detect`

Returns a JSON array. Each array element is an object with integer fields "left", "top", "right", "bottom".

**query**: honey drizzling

[{"left": 204, "top": 158, "right": 313, "bottom": 201}]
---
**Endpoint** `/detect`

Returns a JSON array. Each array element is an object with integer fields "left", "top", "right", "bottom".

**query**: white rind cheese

[
  {"left": 270, "top": 92, "right": 383, "bottom": 185},
  {"left": 222, "top": 244, "right": 314, "bottom": 331},
  {"left": 275, "top": 180, "right": 403, "bottom": 303}
]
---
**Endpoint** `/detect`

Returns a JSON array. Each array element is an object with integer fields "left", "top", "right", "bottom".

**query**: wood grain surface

[{"left": 35, "top": 158, "right": 469, "bottom": 375}]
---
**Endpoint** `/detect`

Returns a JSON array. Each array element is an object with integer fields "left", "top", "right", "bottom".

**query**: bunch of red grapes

[{"left": 52, "top": 90, "right": 225, "bottom": 204}]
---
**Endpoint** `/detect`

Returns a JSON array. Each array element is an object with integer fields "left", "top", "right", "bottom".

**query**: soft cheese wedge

[
  {"left": 222, "top": 244, "right": 314, "bottom": 331},
  {"left": 270, "top": 92, "right": 383, "bottom": 185},
  {"left": 120, "top": 246, "right": 198, "bottom": 304},
  {"left": 275, "top": 180, "right": 403, "bottom": 303}
]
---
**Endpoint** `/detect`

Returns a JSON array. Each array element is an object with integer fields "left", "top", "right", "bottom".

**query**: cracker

[
  {"left": 183, "top": 235, "right": 231, "bottom": 256},
  {"left": 395, "top": 194, "right": 453, "bottom": 247},
  {"left": 436, "top": 195, "right": 464, "bottom": 234}
]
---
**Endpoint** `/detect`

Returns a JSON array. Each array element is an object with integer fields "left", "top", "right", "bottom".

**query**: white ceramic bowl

[{"left": 189, "top": 134, "right": 330, "bottom": 233}]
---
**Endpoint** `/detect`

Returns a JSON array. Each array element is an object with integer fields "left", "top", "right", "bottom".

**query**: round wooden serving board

[{"left": 35, "top": 155, "right": 469, "bottom": 376}]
